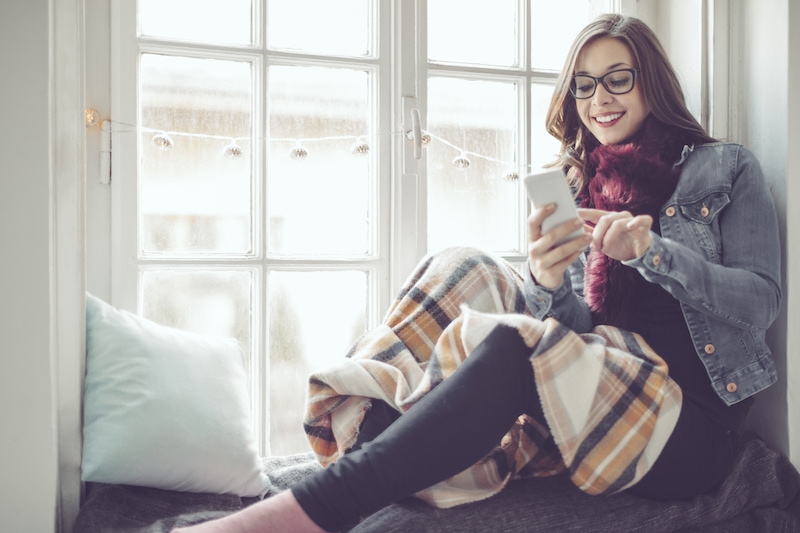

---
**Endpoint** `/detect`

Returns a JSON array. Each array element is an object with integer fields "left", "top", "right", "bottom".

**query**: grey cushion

[{"left": 74, "top": 433, "right": 800, "bottom": 533}]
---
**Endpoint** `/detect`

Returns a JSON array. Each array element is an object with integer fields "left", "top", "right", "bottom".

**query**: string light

[
  {"left": 102, "top": 120, "right": 538, "bottom": 181},
  {"left": 452, "top": 153, "right": 471, "bottom": 169},
  {"left": 151, "top": 132, "right": 174, "bottom": 150},
  {"left": 85, "top": 108, "right": 101, "bottom": 127},
  {"left": 350, "top": 137, "right": 370, "bottom": 157},
  {"left": 289, "top": 143, "right": 309, "bottom": 160},
  {"left": 223, "top": 141, "right": 244, "bottom": 160}
]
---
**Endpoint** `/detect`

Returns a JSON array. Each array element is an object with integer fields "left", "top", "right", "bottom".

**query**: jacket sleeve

[
  {"left": 524, "top": 254, "right": 593, "bottom": 333},
  {"left": 623, "top": 146, "right": 782, "bottom": 329}
]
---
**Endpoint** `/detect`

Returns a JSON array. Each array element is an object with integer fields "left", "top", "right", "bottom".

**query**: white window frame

[
  {"left": 69, "top": 2, "right": 728, "bottom": 531},
  {"left": 105, "top": 0, "right": 712, "bottom": 457},
  {"left": 111, "top": 0, "right": 396, "bottom": 455}
]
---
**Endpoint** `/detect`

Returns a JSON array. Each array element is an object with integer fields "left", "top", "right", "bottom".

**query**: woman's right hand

[{"left": 527, "top": 203, "right": 592, "bottom": 289}]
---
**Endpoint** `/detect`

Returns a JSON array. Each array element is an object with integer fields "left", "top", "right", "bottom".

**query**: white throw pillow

[{"left": 81, "top": 293, "right": 270, "bottom": 497}]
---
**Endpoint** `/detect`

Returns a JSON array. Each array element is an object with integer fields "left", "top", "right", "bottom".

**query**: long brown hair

[{"left": 545, "top": 14, "right": 716, "bottom": 186}]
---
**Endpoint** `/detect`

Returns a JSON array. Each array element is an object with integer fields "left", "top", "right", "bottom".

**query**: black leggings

[{"left": 292, "top": 325, "right": 736, "bottom": 532}]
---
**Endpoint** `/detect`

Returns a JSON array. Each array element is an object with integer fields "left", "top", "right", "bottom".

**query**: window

[{"left": 111, "top": 0, "right": 612, "bottom": 456}]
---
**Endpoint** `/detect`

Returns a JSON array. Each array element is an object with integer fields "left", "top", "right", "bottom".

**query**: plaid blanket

[{"left": 304, "top": 247, "right": 682, "bottom": 508}]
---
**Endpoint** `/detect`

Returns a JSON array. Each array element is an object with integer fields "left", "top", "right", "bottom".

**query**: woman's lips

[{"left": 593, "top": 112, "right": 624, "bottom": 126}]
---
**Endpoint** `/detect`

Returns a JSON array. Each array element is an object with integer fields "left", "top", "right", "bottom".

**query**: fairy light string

[{"left": 100, "top": 119, "right": 527, "bottom": 181}]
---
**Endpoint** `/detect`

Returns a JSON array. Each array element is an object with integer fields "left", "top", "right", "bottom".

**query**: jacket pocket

[
  {"left": 678, "top": 191, "right": 730, "bottom": 224},
  {"left": 677, "top": 192, "right": 730, "bottom": 261}
]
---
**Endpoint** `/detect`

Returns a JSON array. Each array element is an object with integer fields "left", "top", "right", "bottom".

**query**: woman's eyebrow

[{"left": 574, "top": 62, "right": 629, "bottom": 75}]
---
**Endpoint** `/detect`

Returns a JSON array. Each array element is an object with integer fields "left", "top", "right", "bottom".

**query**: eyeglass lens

[{"left": 570, "top": 69, "right": 636, "bottom": 99}]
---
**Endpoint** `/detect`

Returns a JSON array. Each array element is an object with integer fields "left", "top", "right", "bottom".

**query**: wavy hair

[{"left": 545, "top": 14, "right": 717, "bottom": 185}]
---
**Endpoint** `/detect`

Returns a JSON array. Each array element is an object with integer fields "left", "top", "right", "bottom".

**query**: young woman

[{"left": 175, "top": 13, "right": 781, "bottom": 533}]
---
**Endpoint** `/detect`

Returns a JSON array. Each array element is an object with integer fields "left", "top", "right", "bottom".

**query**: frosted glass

[
  {"left": 426, "top": 76, "right": 520, "bottom": 253},
  {"left": 267, "top": 65, "right": 373, "bottom": 257},
  {"left": 139, "top": 54, "right": 253, "bottom": 256},
  {"left": 267, "top": 0, "right": 373, "bottom": 57},
  {"left": 268, "top": 270, "right": 367, "bottom": 455},
  {"left": 140, "top": 269, "right": 253, "bottom": 368},
  {"left": 428, "top": 0, "right": 518, "bottom": 67},
  {"left": 531, "top": 82, "right": 562, "bottom": 168},
  {"left": 530, "top": 0, "right": 597, "bottom": 71},
  {"left": 139, "top": 0, "right": 253, "bottom": 46}
]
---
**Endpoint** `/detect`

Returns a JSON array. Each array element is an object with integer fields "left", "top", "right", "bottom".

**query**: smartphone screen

[{"left": 524, "top": 168, "right": 584, "bottom": 246}]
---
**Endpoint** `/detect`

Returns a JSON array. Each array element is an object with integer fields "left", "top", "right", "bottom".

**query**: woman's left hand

[{"left": 578, "top": 208, "right": 653, "bottom": 262}]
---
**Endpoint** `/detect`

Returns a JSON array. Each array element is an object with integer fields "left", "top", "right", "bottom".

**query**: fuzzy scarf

[{"left": 579, "top": 118, "right": 691, "bottom": 330}]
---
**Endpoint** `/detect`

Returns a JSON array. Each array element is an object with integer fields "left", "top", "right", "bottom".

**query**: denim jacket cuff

[
  {"left": 523, "top": 263, "right": 569, "bottom": 319},
  {"left": 622, "top": 232, "right": 670, "bottom": 275}
]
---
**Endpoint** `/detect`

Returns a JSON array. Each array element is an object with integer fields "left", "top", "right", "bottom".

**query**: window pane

[
  {"left": 267, "top": 0, "right": 373, "bottom": 57},
  {"left": 140, "top": 54, "right": 253, "bottom": 256},
  {"left": 139, "top": 0, "right": 253, "bottom": 46},
  {"left": 268, "top": 65, "right": 373, "bottom": 257},
  {"left": 428, "top": 0, "right": 518, "bottom": 67},
  {"left": 140, "top": 269, "right": 253, "bottom": 366},
  {"left": 426, "top": 76, "right": 520, "bottom": 253},
  {"left": 531, "top": 82, "right": 561, "bottom": 168},
  {"left": 530, "top": 0, "right": 598, "bottom": 71},
  {"left": 268, "top": 270, "right": 368, "bottom": 455}
]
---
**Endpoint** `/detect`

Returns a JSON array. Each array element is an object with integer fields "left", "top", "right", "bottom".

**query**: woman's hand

[
  {"left": 527, "top": 204, "right": 592, "bottom": 289},
  {"left": 578, "top": 208, "right": 653, "bottom": 262}
]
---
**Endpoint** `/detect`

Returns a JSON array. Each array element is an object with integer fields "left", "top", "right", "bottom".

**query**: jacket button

[
  {"left": 700, "top": 204, "right": 710, "bottom": 217},
  {"left": 704, "top": 344, "right": 715, "bottom": 354},
  {"left": 665, "top": 206, "right": 676, "bottom": 217},
  {"left": 651, "top": 254, "right": 661, "bottom": 266},
  {"left": 726, "top": 382, "right": 738, "bottom": 393}
]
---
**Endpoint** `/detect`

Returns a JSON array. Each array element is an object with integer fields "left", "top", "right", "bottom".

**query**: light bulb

[
  {"left": 452, "top": 154, "right": 471, "bottom": 169},
  {"left": 152, "top": 133, "right": 174, "bottom": 150},
  {"left": 290, "top": 146, "right": 309, "bottom": 160},
  {"left": 224, "top": 142, "right": 243, "bottom": 160},
  {"left": 351, "top": 139, "right": 370, "bottom": 157},
  {"left": 85, "top": 108, "right": 100, "bottom": 127}
]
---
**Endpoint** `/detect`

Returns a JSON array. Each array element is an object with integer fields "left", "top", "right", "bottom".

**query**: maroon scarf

[{"left": 579, "top": 118, "right": 691, "bottom": 329}]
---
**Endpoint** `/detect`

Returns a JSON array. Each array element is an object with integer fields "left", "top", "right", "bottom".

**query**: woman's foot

[{"left": 171, "top": 490, "right": 327, "bottom": 533}]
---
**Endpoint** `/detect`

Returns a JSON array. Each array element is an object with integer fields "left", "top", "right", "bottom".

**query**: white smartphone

[{"left": 524, "top": 168, "right": 584, "bottom": 247}]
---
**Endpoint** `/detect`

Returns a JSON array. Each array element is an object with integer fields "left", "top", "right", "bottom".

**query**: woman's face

[{"left": 573, "top": 37, "right": 650, "bottom": 146}]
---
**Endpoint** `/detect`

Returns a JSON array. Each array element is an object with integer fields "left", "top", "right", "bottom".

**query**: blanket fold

[{"left": 304, "top": 247, "right": 681, "bottom": 508}]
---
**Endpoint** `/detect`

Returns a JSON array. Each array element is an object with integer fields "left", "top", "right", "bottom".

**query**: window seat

[{"left": 74, "top": 432, "right": 800, "bottom": 533}]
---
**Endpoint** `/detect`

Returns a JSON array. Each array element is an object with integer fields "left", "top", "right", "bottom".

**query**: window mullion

[
  {"left": 391, "top": 0, "right": 426, "bottom": 297},
  {"left": 110, "top": 0, "right": 140, "bottom": 314}
]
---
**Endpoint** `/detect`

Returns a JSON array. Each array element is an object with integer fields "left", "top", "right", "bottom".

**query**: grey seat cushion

[{"left": 74, "top": 433, "right": 800, "bottom": 533}]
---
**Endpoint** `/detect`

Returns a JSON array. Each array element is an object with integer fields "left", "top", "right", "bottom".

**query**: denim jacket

[{"left": 524, "top": 143, "right": 782, "bottom": 406}]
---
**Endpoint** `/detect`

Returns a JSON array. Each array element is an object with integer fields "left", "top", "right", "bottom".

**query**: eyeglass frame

[{"left": 569, "top": 68, "right": 640, "bottom": 99}]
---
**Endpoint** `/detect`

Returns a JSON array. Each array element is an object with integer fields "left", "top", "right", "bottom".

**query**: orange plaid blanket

[{"left": 304, "top": 247, "right": 682, "bottom": 508}]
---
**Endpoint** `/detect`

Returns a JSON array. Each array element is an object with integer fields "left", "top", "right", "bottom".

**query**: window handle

[
  {"left": 100, "top": 120, "right": 111, "bottom": 184},
  {"left": 411, "top": 108, "right": 422, "bottom": 160}
]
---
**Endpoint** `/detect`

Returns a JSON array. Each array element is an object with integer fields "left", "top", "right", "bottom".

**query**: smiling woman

[
  {"left": 167, "top": 12, "right": 786, "bottom": 533},
  {"left": 572, "top": 37, "right": 651, "bottom": 146}
]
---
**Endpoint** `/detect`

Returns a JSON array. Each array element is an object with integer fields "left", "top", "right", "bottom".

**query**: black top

[{"left": 631, "top": 270, "right": 752, "bottom": 432}]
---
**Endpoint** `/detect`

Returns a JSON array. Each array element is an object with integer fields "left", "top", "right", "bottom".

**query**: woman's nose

[{"left": 592, "top": 83, "right": 613, "bottom": 105}]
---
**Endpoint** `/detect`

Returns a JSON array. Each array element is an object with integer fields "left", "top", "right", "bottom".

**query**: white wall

[
  {"left": 85, "top": 0, "right": 112, "bottom": 300},
  {"left": 729, "top": 0, "right": 791, "bottom": 458},
  {"left": 786, "top": 0, "right": 800, "bottom": 467},
  {"left": 0, "top": 2, "right": 60, "bottom": 532},
  {"left": 654, "top": 0, "right": 704, "bottom": 122}
]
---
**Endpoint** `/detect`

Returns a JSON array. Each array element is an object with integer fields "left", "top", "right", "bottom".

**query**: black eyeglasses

[{"left": 569, "top": 68, "right": 640, "bottom": 99}]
